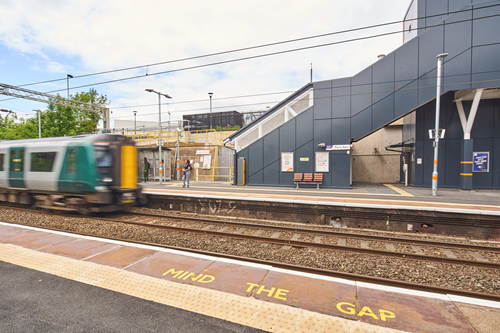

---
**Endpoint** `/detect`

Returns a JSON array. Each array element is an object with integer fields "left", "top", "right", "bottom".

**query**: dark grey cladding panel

[
  {"left": 372, "top": 53, "right": 395, "bottom": 104},
  {"left": 331, "top": 153, "right": 351, "bottom": 188},
  {"left": 279, "top": 117, "right": 296, "bottom": 152},
  {"left": 471, "top": 99, "right": 496, "bottom": 138},
  {"left": 332, "top": 79, "right": 351, "bottom": 118},
  {"left": 425, "top": 0, "right": 449, "bottom": 26},
  {"left": 351, "top": 67, "right": 372, "bottom": 116},
  {"left": 313, "top": 81, "right": 332, "bottom": 119},
  {"left": 418, "top": 75, "right": 437, "bottom": 106},
  {"left": 495, "top": 100, "right": 500, "bottom": 138},
  {"left": 450, "top": 0, "right": 472, "bottom": 11},
  {"left": 332, "top": 118, "right": 351, "bottom": 144},
  {"left": 314, "top": 119, "right": 331, "bottom": 147},
  {"left": 237, "top": 148, "right": 249, "bottom": 184},
  {"left": 444, "top": 10, "right": 472, "bottom": 56},
  {"left": 494, "top": 138, "right": 500, "bottom": 187},
  {"left": 351, "top": 107, "right": 371, "bottom": 140},
  {"left": 249, "top": 169, "right": 264, "bottom": 184},
  {"left": 415, "top": 102, "right": 429, "bottom": 141},
  {"left": 473, "top": 5, "right": 500, "bottom": 46},
  {"left": 418, "top": 26, "right": 444, "bottom": 77},
  {"left": 395, "top": 38, "right": 419, "bottom": 81},
  {"left": 445, "top": 139, "right": 461, "bottom": 186},
  {"left": 471, "top": 44, "right": 500, "bottom": 89},
  {"left": 263, "top": 159, "right": 280, "bottom": 184},
  {"left": 248, "top": 138, "right": 263, "bottom": 176},
  {"left": 372, "top": 95, "right": 395, "bottom": 130},
  {"left": 473, "top": 138, "right": 494, "bottom": 187},
  {"left": 295, "top": 106, "right": 313, "bottom": 148},
  {"left": 295, "top": 141, "right": 314, "bottom": 173},
  {"left": 395, "top": 81, "right": 418, "bottom": 118},
  {"left": 445, "top": 100, "right": 465, "bottom": 140},
  {"left": 280, "top": 170, "right": 294, "bottom": 184},
  {"left": 263, "top": 128, "right": 279, "bottom": 167},
  {"left": 443, "top": 50, "right": 472, "bottom": 91}
]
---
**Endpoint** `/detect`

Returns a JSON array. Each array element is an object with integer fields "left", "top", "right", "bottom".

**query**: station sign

[
  {"left": 326, "top": 145, "right": 351, "bottom": 151},
  {"left": 473, "top": 152, "right": 489, "bottom": 172}
]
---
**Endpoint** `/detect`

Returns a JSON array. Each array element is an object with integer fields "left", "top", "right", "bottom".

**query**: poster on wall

[
  {"left": 281, "top": 152, "right": 294, "bottom": 172},
  {"left": 315, "top": 152, "right": 329, "bottom": 172},
  {"left": 473, "top": 152, "right": 489, "bottom": 172},
  {"left": 202, "top": 155, "right": 212, "bottom": 169}
]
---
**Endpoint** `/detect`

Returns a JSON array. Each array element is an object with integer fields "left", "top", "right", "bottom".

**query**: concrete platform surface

[
  {"left": 1, "top": 222, "right": 499, "bottom": 333},
  {"left": 142, "top": 181, "right": 500, "bottom": 215}
]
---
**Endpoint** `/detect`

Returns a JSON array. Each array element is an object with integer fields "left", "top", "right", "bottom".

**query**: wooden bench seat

[{"left": 294, "top": 173, "right": 323, "bottom": 189}]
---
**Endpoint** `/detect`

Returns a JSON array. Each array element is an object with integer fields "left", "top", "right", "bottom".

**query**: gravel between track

[{"left": 0, "top": 207, "right": 499, "bottom": 295}]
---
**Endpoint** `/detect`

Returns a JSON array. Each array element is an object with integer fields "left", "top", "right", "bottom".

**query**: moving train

[{"left": 0, "top": 134, "right": 142, "bottom": 214}]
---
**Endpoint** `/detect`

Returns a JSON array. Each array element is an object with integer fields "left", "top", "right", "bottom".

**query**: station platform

[
  {"left": 142, "top": 182, "right": 500, "bottom": 216},
  {"left": 1, "top": 222, "right": 499, "bottom": 333}
]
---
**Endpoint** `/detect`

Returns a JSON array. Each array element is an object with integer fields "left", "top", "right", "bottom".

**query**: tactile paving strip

[{"left": 0, "top": 243, "right": 404, "bottom": 333}]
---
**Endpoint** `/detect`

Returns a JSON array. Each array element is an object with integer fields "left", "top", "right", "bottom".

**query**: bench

[{"left": 293, "top": 173, "right": 323, "bottom": 189}]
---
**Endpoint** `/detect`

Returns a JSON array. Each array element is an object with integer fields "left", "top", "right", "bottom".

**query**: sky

[{"left": 0, "top": 0, "right": 411, "bottom": 129}]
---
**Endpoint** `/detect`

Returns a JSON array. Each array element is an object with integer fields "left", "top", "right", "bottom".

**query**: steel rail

[
  {"left": 1, "top": 219, "right": 499, "bottom": 303},
  {"left": 127, "top": 211, "right": 500, "bottom": 253}
]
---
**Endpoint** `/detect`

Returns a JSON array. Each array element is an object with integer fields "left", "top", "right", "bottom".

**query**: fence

[
  {"left": 117, "top": 129, "right": 233, "bottom": 147},
  {"left": 194, "top": 167, "right": 234, "bottom": 184}
]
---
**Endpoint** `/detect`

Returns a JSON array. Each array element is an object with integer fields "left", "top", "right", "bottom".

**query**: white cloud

[{"left": 0, "top": 0, "right": 411, "bottom": 127}]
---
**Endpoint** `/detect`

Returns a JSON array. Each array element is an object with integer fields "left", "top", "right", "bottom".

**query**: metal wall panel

[
  {"left": 351, "top": 67, "right": 372, "bottom": 116},
  {"left": 279, "top": 118, "right": 296, "bottom": 153},
  {"left": 332, "top": 118, "right": 351, "bottom": 144},
  {"left": 332, "top": 79, "right": 351, "bottom": 118},
  {"left": 449, "top": 0, "right": 472, "bottom": 12},
  {"left": 426, "top": 0, "right": 449, "bottom": 26},
  {"left": 471, "top": 99, "right": 495, "bottom": 138},
  {"left": 372, "top": 53, "right": 395, "bottom": 104},
  {"left": 263, "top": 159, "right": 280, "bottom": 184},
  {"left": 313, "top": 81, "right": 332, "bottom": 119},
  {"left": 445, "top": 139, "right": 461, "bottom": 186},
  {"left": 472, "top": 138, "right": 494, "bottom": 187},
  {"left": 263, "top": 128, "right": 280, "bottom": 167},
  {"left": 494, "top": 138, "right": 500, "bottom": 187},
  {"left": 295, "top": 108, "right": 313, "bottom": 148},
  {"left": 418, "top": 75, "right": 438, "bottom": 106},
  {"left": 248, "top": 138, "right": 263, "bottom": 177},
  {"left": 351, "top": 107, "right": 371, "bottom": 140},
  {"left": 444, "top": 11, "right": 472, "bottom": 57},
  {"left": 472, "top": 5, "right": 500, "bottom": 46},
  {"left": 331, "top": 152, "right": 351, "bottom": 188},
  {"left": 419, "top": 26, "right": 444, "bottom": 77},
  {"left": 471, "top": 44, "right": 500, "bottom": 89},
  {"left": 372, "top": 95, "right": 396, "bottom": 130},
  {"left": 295, "top": 141, "right": 314, "bottom": 173},
  {"left": 396, "top": 36, "right": 419, "bottom": 81},
  {"left": 313, "top": 119, "right": 331, "bottom": 148},
  {"left": 249, "top": 169, "right": 264, "bottom": 184},
  {"left": 443, "top": 50, "right": 472, "bottom": 91},
  {"left": 395, "top": 81, "right": 419, "bottom": 118}
]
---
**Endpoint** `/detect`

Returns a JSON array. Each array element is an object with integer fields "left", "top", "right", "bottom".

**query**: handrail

[{"left": 194, "top": 167, "right": 234, "bottom": 184}]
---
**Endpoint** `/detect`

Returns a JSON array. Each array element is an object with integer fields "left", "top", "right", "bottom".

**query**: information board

[
  {"left": 473, "top": 152, "right": 489, "bottom": 172},
  {"left": 202, "top": 155, "right": 212, "bottom": 169},
  {"left": 315, "top": 152, "right": 329, "bottom": 172},
  {"left": 281, "top": 152, "right": 294, "bottom": 172}
]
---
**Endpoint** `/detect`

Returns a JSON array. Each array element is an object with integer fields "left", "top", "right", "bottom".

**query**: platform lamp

[
  {"left": 66, "top": 74, "right": 73, "bottom": 99},
  {"left": 33, "top": 109, "right": 42, "bottom": 138},
  {"left": 145, "top": 89, "right": 172, "bottom": 185},
  {"left": 208, "top": 92, "right": 213, "bottom": 129}
]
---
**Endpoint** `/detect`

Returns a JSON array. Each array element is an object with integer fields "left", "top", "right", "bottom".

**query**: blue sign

[{"left": 473, "top": 152, "right": 489, "bottom": 173}]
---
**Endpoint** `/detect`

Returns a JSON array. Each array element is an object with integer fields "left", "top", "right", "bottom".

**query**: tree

[{"left": 0, "top": 88, "right": 110, "bottom": 140}]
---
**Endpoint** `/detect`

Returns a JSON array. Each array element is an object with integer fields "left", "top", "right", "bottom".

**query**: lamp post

[
  {"left": 133, "top": 111, "right": 137, "bottom": 135},
  {"left": 33, "top": 109, "right": 42, "bottom": 138},
  {"left": 208, "top": 92, "right": 213, "bottom": 129},
  {"left": 432, "top": 53, "right": 448, "bottom": 196},
  {"left": 67, "top": 74, "right": 73, "bottom": 99},
  {"left": 145, "top": 89, "right": 172, "bottom": 185}
]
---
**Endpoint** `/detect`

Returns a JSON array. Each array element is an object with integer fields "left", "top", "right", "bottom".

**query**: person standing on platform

[
  {"left": 143, "top": 157, "right": 150, "bottom": 183},
  {"left": 182, "top": 159, "right": 191, "bottom": 187}
]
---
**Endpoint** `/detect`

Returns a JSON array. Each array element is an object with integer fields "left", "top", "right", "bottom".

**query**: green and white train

[{"left": 0, "top": 134, "right": 142, "bottom": 214}]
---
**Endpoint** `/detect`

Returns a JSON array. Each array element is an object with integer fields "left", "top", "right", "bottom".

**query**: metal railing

[
  {"left": 121, "top": 129, "right": 233, "bottom": 146},
  {"left": 194, "top": 167, "right": 234, "bottom": 184}
]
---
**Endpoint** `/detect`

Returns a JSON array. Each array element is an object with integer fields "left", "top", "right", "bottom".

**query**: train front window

[{"left": 94, "top": 146, "right": 113, "bottom": 173}]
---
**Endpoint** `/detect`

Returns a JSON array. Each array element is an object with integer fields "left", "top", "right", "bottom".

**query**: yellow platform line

[
  {"left": 383, "top": 184, "right": 414, "bottom": 197},
  {"left": 0, "top": 243, "right": 401, "bottom": 333}
]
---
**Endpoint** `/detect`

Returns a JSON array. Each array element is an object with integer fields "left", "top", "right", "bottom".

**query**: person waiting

[{"left": 182, "top": 159, "right": 191, "bottom": 187}]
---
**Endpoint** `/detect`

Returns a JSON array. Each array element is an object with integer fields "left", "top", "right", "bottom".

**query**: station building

[{"left": 225, "top": 0, "right": 500, "bottom": 190}]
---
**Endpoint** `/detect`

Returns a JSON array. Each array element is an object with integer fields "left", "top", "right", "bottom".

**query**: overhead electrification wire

[{"left": 13, "top": 5, "right": 498, "bottom": 89}]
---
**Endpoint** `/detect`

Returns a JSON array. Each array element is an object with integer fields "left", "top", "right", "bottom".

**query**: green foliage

[
  {"left": 0, "top": 89, "right": 109, "bottom": 140},
  {"left": 215, "top": 124, "right": 241, "bottom": 132}
]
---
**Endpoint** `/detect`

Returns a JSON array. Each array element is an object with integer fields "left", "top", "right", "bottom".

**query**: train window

[
  {"left": 67, "top": 148, "right": 76, "bottom": 174},
  {"left": 10, "top": 149, "right": 24, "bottom": 172},
  {"left": 95, "top": 146, "right": 113, "bottom": 174},
  {"left": 0, "top": 154, "right": 3, "bottom": 171},
  {"left": 31, "top": 152, "right": 57, "bottom": 172}
]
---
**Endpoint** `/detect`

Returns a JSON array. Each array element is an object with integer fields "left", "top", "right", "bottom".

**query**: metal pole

[
  {"left": 209, "top": 92, "right": 213, "bottom": 129},
  {"left": 133, "top": 111, "right": 137, "bottom": 135},
  {"left": 176, "top": 130, "right": 180, "bottom": 180},
  {"left": 432, "top": 53, "right": 448, "bottom": 196},
  {"left": 158, "top": 94, "right": 163, "bottom": 185},
  {"left": 66, "top": 74, "right": 73, "bottom": 99},
  {"left": 38, "top": 110, "right": 41, "bottom": 138}
]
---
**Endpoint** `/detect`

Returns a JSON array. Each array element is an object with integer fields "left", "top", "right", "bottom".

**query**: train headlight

[{"left": 103, "top": 177, "right": 113, "bottom": 183}]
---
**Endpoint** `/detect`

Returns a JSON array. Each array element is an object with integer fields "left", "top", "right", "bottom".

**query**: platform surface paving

[{"left": 1, "top": 222, "right": 499, "bottom": 333}]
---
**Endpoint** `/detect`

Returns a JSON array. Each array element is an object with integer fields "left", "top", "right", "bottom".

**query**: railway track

[
  {"left": 0, "top": 207, "right": 499, "bottom": 302},
  {"left": 110, "top": 211, "right": 500, "bottom": 269}
]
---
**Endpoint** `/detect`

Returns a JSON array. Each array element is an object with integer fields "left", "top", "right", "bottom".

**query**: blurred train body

[{"left": 0, "top": 134, "right": 142, "bottom": 214}]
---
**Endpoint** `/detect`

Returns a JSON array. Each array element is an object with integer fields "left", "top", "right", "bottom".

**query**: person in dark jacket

[
  {"left": 182, "top": 159, "right": 191, "bottom": 187},
  {"left": 143, "top": 157, "right": 150, "bottom": 183}
]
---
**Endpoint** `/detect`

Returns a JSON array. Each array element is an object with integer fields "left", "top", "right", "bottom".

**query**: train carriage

[{"left": 0, "top": 134, "right": 142, "bottom": 214}]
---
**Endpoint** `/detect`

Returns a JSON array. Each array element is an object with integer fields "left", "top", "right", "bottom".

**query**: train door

[
  {"left": 9, "top": 148, "right": 25, "bottom": 188},
  {"left": 59, "top": 145, "right": 94, "bottom": 193}
]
